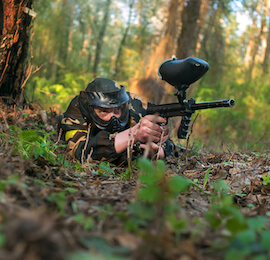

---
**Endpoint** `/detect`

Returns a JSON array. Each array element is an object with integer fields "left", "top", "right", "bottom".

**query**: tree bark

[
  {"left": 0, "top": 0, "right": 34, "bottom": 105},
  {"left": 0, "top": 1, "right": 3, "bottom": 34}
]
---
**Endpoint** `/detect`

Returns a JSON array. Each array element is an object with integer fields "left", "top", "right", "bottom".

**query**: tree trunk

[
  {"left": 53, "top": 0, "right": 73, "bottom": 80},
  {"left": 176, "top": 0, "right": 202, "bottom": 59},
  {"left": 262, "top": 20, "right": 270, "bottom": 75},
  {"left": 113, "top": 0, "right": 134, "bottom": 80},
  {"left": 130, "top": 0, "right": 184, "bottom": 104},
  {"left": 0, "top": 1, "right": 3, "bottom": 34},
  {"left": 247, "top": 1, "right": 268, "bottom": 81},
  {"left": 92, "top": 0, "right": 112, "bottom": 77},
  {"left": 145, "top": 0, "right": 183, "bottom": 79},
  {"left": 200, "top": 0, "right": 226, "bottom": 84},
  {"left": 0, "top": 0, "right": 34, "bottom": 105}
]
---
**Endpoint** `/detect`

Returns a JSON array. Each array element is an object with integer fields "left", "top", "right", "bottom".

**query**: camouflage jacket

[{"left": 59, "top": 93, "right": 175, "bottom": 165}]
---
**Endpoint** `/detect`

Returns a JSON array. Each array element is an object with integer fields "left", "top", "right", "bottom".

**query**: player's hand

[
  {"left": 139, "top": 142, "right": 165, "bottom": 159},
  {"left": 133, "top": 115, "right": 169, "bottom": 144}
]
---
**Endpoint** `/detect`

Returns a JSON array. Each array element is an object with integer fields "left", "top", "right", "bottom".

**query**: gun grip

[{"left": 177, "top": 114, "right": 192, "bottom": 139}]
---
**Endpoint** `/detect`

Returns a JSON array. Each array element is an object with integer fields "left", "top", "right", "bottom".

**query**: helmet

[{"left": 78, "top": 78, "right": 130, "bottom": 134}]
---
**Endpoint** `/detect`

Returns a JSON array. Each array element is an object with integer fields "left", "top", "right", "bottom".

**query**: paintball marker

[{"left": 145, "top": 57, "right": 235, "bottom": 139}]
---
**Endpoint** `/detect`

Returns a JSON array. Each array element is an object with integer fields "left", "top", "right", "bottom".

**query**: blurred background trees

[{"left": 1, "top": 0, "right": 270, "bottom": 149}]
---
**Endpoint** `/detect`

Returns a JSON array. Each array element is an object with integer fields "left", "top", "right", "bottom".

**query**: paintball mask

[{"left": 78, "top": 78, "right": 130, "bottom": 134}]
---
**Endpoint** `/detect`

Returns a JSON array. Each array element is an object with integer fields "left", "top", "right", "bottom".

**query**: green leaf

[
  {"left": 127, "top": 201, "right": 155, "bottom": 220},
  {"left": 137, "top": 158, "right": 155, "bottom": 174},
  {"left": 138, "top": 174, "right": 157, "bottom": 185},
  {"left": 261, "top": 230, "right": 270, "bottom": 250},
  {"left": 124, "top": 219, "right": 139, "bottom": 232},
  {"left": 156, "top": 160, "right": 166, "bottom": 176},
  {"left": 0, "top": 233, "right": 5, "bottom": 247},
  {"left": 247, "top": 217, "right": 267, "bottom": 231},
  {"left": 203, "top": 167, "right": 211, "bottom": 190},
  {"left": 98, "top": 162, "right": 115, "bottom": 175},
  {"left": 65, "top": 187, "right": 77, "bottom": 194},
  {"left": 225, "top": 248, "right": 250, "bottom": 260},
  {"left": 225, "top": 210, "right": 247, "bottom": 233},
  {"left": 250, "top": 255, "right": 268, "bottom": 260},
  {"left": 138, "top": 186, "right": 161, "bottom": 203},
  {"left": 74, "top": 214, "right": 93, "bottom": 230},
  {"left": 34, "top": 179, "right": 46, "bottom": 186},
  {"left": 213, "top": 180, "right": 230, "bottom": 193},
  {"left": 205, "top": 211, "right": 221, "bottom": 228},
  {"left": 263, "top": 180, "right": 268, "bottom": 185},
  {"left": 77, "top": 236, "right": 131, "bottom": 258},
  {"left": 168, "top": 176, "right": 190, "bottom": 195},
  {"left": 235, "top": 229, "right": 256, "bottom": 244},
  {"left": 167, "top": 214, "right": 187, "bottom": 231}
]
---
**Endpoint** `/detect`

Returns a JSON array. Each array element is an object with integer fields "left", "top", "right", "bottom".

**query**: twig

[
  {"left": 0, "top": 107, "right": 10, "bottom": 153},
  {"left": 127, "top": 127, "right": 132, "bottom": 177},
  {"left": 54, "top": 128, "right": 63, "bottom": 145},
  {"left": 0, "top": 51, "right": 11, "bottom": 83},
  {"left": 101, "top": 181, "right": 129, "bottom": 184},
  {"left": 36, "top": 88, "right": 57, "bottom": 97},
  {"left": 156, "top": 130, "right": 165, "bottom": 161},
  {"left": 131, "top": 120, "right": 141, "bottom": 149},
  {"left": 143, "top": 114, "right": 158, "bottom": 159},
  {"left": 0, "top": 107, "right": 9, "bottom": 130},
  {"left": 21, "top": 64, "right": 43, "bottom": 90},
  {"left": 81, "top": 124, "right": 91, "bottom": 164},
  {"left": 127, "top": 120, "right": 142, "bottom": 178},
  {"left": 86, "top": 147, "right": 94, "bottom": 163}
]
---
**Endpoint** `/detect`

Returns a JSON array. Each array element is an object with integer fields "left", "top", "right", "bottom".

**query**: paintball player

[{"left": 59, "top": 78, "right": 175, "bottom": 164}]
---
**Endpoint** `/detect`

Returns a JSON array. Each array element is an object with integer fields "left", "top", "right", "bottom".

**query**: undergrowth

[{"left": 0, "top": 125, "right": 270, "bottom": 259}]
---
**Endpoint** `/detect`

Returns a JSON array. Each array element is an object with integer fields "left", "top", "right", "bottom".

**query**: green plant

[
  {"left": 73, "top": 214, "right": 94, "bottom": 230},
  {"left": 203, "top": 167, "right": 211, "bottom": 190},
  {"left": 27, "top": 73, "right": 93, "bottom": 112},
  {"left": 225, "top": 216, "right": 270, "bottom": 260},
  {"left": 0, "top": 174, "right": 28, "bottom": 192},
  {"left": 0, "top": 223, "right": 5, "bottom": 248},
  {"left": 93, "top": 162, "right": 115, "bottom": 177},
  {"left": 1, "top": 126, "right": 63, "bottom": 164},
  {"left": 205, "top": 180, "right": 247, "bottom": 234},
  {"left": 262, "top": 175, "right": 270, "bottom": 186},
  {"left": 125, "top": 158, "right": 190, "bottom": 235},
  {"left": 47, "top": 191, "right": 68, "bottom": 216}
]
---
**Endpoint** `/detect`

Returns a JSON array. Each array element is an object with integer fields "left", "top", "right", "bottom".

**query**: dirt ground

[{"left": 0, "top": 104, "right": 269, "bottom": 260}]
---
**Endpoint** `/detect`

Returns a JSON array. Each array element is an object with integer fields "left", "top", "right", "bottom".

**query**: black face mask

[
  {"left": 89, "top": 104, "right": 129, "bottom": 135},
  {"left": 90, "top": 115, "right": 128, "bottom": 136}
]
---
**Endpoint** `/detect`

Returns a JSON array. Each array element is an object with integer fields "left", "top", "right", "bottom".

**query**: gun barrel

[
  {"left": 146, "top": 98, "right": 235, "bottom": 118},
  {"left": 191, "top": 99, "right": 235, "bottom": 110}
]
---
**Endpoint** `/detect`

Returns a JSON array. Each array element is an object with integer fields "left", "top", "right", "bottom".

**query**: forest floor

[{"left": 0, "top": 104, "right": 270, "bottom": 260}]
